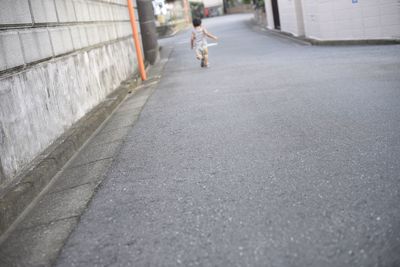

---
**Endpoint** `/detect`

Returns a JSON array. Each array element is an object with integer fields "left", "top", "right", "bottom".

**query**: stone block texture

[
  {"left": 0, "top": 32, "right": 25, "bottom": 71},
  {"left": 73, "top": 0, "right": 91, "bottom": 22},
  {"left": 55, "top": 0, "right": 77, "bottom": 22},
  {"left": 0, "top": 0, "right": 32, "bottom": 25},
  {"left": 19, "top": 29, "right": 54, "bottom": 63},
  {"left": 30, "top": 0, "right": 58, "bottom": 23},
  {"left": 49, "top": 27, "right": 74, "bottom": 56},
  {"left": 0, "top": 0, "right": 141, "bottom": 186}
]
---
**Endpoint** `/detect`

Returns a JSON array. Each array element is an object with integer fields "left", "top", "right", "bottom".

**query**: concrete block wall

[
  {"left": 30, "top": 0, "right": 59, "bottom": 23},
  {"left": 0, "top": 1, "right": 32, "bottom": 25},
  {"left": 0, "top": 1, "right": 138, "bottom": 70},
  {"left": 0, "top": 0, "right": 141, "bottom": 187},
  {"left": 0, "top": 32, "right": 25, "bottom": 70},
  {"left": 301, "top": 0, "right": 400, "bottom": 40}
]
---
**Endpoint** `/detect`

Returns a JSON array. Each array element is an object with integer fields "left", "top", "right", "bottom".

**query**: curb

[
  {"left": 307, "top": 38, "right": 400, "bottom": 46},
  {"left": 0, "top": 74, "right": 141, "bottom": 237},
  {"left": 250, "top": 19, "right": 400, "bottom": 46}
]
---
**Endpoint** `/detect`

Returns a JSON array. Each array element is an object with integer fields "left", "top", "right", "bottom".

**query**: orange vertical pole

[
  {"left": 183, "top": 0, "right": 190, "bottom": 23},
  {"left": 127, "top": 0, "right": 147, "bottom": 81}
]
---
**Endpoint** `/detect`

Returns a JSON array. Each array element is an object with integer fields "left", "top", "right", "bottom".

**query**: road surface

[{"left": 56, "top": 14, "right": 400, "bottom": 267}]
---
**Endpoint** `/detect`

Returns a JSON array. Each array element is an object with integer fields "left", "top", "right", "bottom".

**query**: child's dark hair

[{"left": 192, "top": 18, "right": 201, "bottom": 27}]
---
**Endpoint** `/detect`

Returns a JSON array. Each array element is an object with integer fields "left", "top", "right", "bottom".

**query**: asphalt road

[{"left": 56, "top": 15, "right": 400, "bottom": 267}]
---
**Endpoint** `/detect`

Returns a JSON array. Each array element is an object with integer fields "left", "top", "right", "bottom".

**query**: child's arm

[
  {"left": 191, "top": 32, "right": 195, "bottom": 49},
  {"left": 204, "top": 28, "right": 218, "bottom": 41}
]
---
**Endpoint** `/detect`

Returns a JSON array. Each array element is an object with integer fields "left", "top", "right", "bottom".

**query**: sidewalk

[{"left": 0, "top": 47, "right": 173, "bottom": 267}]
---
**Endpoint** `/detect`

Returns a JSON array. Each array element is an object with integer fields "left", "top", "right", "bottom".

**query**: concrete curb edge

[{"left": 250, "top": 18, "right": 400, "bottom": 46}]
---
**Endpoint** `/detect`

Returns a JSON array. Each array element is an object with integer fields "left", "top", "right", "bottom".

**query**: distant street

[{"left": 56, "top": 14, "right": 400, "bottom": 266}]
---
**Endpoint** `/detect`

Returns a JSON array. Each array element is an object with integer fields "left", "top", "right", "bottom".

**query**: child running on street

[{"left": 191, "top": 18, "right": 218, "bottom": 68}]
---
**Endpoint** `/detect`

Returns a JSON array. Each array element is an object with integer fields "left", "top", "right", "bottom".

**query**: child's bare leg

[
  {"left": 203, "top": 48, "right": 209, "bottom": 66},
  {"left": 204, "top": 55, "right": 209, "bottom": 66},
  {"left": 196, "top": 50, "right": 202, "bottom": 60}
]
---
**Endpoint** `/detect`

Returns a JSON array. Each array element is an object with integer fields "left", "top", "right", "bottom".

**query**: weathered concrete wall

[{"left": 0, "top": 0, "right": 140, "bottom": 187}]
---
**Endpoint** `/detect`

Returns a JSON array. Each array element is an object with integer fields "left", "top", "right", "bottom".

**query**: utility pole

[
  {"left": 127, "top": 0, "right": 147, "bottom": 80},
  {"left": 137, "top": 0, "right": 159, "bottom": 65}
]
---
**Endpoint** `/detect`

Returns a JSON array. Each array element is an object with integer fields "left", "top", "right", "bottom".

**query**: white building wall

[
  {"left": 203, "top": 0, "right": 223, "bottom": 8},
  {"left": 265, "top": 0, "right": 275, "bottom": 30},
  {"left": 301, "top": 0, "right": 400, "bottom": 40},
  {"left": 265, "top": 0, "right": 305, "bottom": 36},
  {"left": 277, "top": 0, "right": 296, "bottom": 33},
  {"left": 294, "top": 0, "right": 305, "bottom": 35},
  {"left": 277, "top": 0, "right": 305, "bottom": 36}
]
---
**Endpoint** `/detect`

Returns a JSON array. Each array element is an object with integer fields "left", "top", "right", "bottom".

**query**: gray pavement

[{"left": 56, "top": 15, "right": 400, "bottom": 266}]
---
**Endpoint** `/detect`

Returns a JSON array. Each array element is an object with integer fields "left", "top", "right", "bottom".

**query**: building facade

[{"left": 264, "top": 0, "right": 400, "bottom": 41}]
